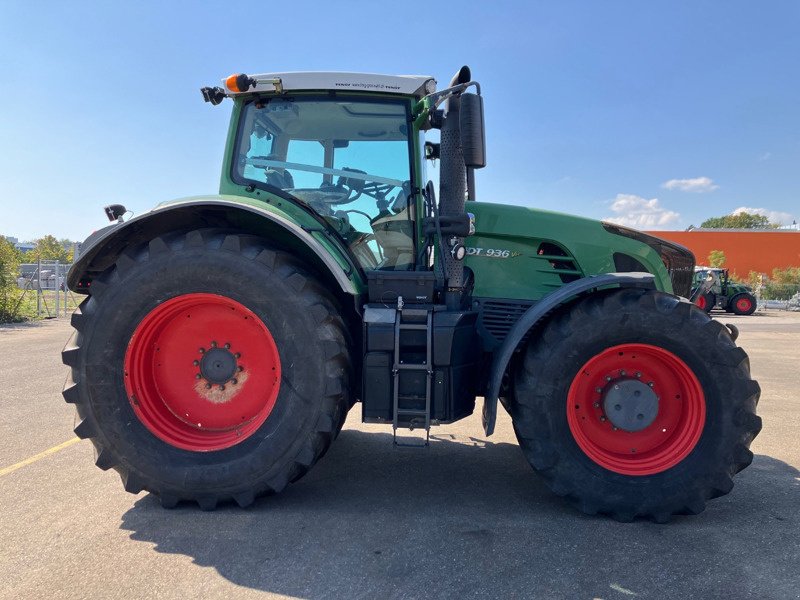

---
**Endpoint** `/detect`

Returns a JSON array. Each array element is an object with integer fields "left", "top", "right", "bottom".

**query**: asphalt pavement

[{"left": 1, "top": 312, "right": 799, "bottom": 600}]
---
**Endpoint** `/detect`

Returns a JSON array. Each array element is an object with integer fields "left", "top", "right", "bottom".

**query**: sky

[{"left": 1, "top": 1, "right": 798, "bottom": 242}]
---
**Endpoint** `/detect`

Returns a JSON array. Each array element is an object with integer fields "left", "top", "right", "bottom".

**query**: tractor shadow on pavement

[{"left": 120, "top": 428, "right": 800, "bottom": 599}]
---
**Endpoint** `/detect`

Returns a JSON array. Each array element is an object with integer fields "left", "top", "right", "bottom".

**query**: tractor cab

[
  {"left": 208, "top": 72, "right": 443, "bottom": 275},
  {"left": 208, "top": 70, "right": 486, "bottom": 305},
  {"left": 231, "top": 92, "right": 418, "bottom": 271}
]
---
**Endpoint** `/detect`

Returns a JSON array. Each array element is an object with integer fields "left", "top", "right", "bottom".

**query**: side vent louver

[{"left": 536, "top": 242, "right": 581, "bottom": 283}]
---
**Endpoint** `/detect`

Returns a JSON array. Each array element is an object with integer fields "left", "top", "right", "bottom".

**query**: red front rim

[
  {"left": 736, "top": 297, "right": 752, "bottom": 312},
  {"left": 567, "top": 343, "right": 705, "bottom": 476},
  {"left": 124, "top": 293, "right": 281, "bottom": 451}
]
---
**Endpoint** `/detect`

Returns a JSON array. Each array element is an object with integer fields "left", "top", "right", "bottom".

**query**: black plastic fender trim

[{"left": 482, "top": 272, "right": 656, "bottom": 436}]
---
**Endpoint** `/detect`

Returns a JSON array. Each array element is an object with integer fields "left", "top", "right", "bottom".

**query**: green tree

[
  {"left": 746, "top": 267, "right": 800, "bottom": 300},
  {"left": 708, "top": 250, "right": 726, "bottom": 267},
  {"left": 771, "top": 266, "right": 800, "bottom": 285},
  {"left": 59, "top": 239, "right": 75, "bottom": 262},
  {"left": 29, "top": 235, "right": 72, "bottom": 263},
  {"left": 0, "top": 236, "right": 21, "bottom": 322},
  {"left": 700, "top": 212, "right": 778, "bottom": 229}
]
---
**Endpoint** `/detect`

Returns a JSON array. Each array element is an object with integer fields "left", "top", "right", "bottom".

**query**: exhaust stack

[{"left": 438, "top": 66, "right": 472, "bottom": 308}]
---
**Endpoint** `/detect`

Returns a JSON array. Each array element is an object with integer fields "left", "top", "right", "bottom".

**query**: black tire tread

[
  {"left": 510, "top": 288, "right": 761, "bottom": 522},
  {"left": 729, "top": 292, "right": 758, "bottom": 316},
  {"left": 62, "top": 229, "right": 353, "bottom": 509}
]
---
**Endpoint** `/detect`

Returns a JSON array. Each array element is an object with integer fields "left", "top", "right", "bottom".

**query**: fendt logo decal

[
  {"left": 334, "top": 82, "right": 401, "bottom": 91},
  {"left": 466, "top": 247, "right": 522, "bottom": 259}
]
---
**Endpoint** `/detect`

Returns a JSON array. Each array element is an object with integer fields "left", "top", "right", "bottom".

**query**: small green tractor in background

[
  {"left": 62, "top": 67, "right": 760, "bottom": 521},
  {"left": 692, "top": 267, "right": 758, "bottom": 315}
]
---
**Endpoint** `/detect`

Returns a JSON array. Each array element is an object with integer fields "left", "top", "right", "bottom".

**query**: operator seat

[
  {"left": 263, "top": 155, "right": 295, "bottom": 190},
  {"left": 371, "top": 186, "right": 415, "bottom": 270}
]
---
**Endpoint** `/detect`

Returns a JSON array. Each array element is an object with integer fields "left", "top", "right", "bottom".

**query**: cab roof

[{"left": 223, "top": 71, "right": 436, "bottom": 98}]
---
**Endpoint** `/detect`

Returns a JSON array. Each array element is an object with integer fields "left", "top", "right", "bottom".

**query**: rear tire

[
  {"left": 510, "top": 288, "right": 761, "bottom": 521},
  {"left": 62, "top": 230, "right": 353, "bottom": 509},
  {"left": 730, "top": 292, "right": 757, "bottom": 316}
]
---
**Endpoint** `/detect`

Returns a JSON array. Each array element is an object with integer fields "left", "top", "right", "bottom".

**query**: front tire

[
  {"left": 510, "top": 288, "right": 761, "bottom": 521},
  {"left": 62, "top": 230, "right": 352, "bottom": 509},
  {"left": 730, "top": 292, "right": 757, "bottom": 315},
  {"left": 696, "top": 292, "right": 714, "bottom": 313}
]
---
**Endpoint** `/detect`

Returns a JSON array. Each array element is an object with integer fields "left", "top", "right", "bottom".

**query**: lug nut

[
  {"left": 600, "top": 416, "right": 607, "bottom": 422},
  {"left": 199, "top": 348, "right": 205, "bottom": 354},
  {"left": 231, "top": 378, "right": 238, "bottom": 385},
  {"left": 219, "top": 385, "right": 225, "bottom": 391},
  {"left": 593, "top": 402, "right": 600, "bottom": 408},
  {"left": 605, "top": 376, "right": 612, "bottom": 382},
  {"left": 612, "top": 426, "right": 618, "bottom": 431},
  {"left": 195, "top": 374, "right": 201, "bottom": 380},
  {"left": 620, "top": 370, "right": 626, "bottom": 376},
  {"left": 205, "top": 383, "right": 212, "bottom": 389},
  {"left": 238, "top": 366, "right": 244, "bottom": 372},
  {"left": 234, "top": 353, "right": 241, "bottom": 359},
  {"left": 224, "top": 343, "right": 231, "bottom": 349},
  {"left": 193, "top": 360, "right": 199, "bottom": 366},
  {"left": 648, "top": 382, "right": 654, "bottom": 388},
  {"left": 210, "top": 341, "right": 217, "bottom": 348},
  {"left": 635, "top": 372, "right": 642, "bottom": 378},
  {"left": 595, "top": 387, "right": 603, "bottom": 393}
]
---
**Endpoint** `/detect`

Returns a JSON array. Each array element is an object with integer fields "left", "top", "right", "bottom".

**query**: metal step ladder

[{"left": 392, "top": 303, "right": 433, "bottom": 446}]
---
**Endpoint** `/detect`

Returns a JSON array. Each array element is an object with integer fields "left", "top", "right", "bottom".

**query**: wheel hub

[
  {"left": 124, "top": 293, "right": 281, "bottom": 451},
  {"left": 200, "top": 346, "right": 238, "bottom": 384},
  {"left": 566, "top": 343, "right": 706, "bottom": 475},
  {"left": 602, "top": 378, "right": 659, "bottom": 432}
]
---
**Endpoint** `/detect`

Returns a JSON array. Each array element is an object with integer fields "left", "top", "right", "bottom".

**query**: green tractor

[
  {"left": 62, "top": 67, "right": 761, "bottom": 521},
  {"left": 692, "top": 267, "right": 758, "bottom": 315}
]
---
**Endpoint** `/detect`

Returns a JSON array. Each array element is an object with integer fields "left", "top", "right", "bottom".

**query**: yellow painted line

[{"left": 0, "top": 437, "right": 81, "bottom": 477}]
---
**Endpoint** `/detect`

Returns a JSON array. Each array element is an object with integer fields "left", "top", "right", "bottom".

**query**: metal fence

[
  {"left": 14, "top": 259, "right": 80, "bottom": 318},
  {"left": 754, "top": 282, "right": 800, "bottom": 312}
]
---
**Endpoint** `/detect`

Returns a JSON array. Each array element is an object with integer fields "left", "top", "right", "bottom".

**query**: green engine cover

[{"left": 464, "top": 202, "right": 673, "bottom": 300}]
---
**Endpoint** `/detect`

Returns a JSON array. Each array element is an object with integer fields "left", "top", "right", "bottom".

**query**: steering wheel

[
  {"left": 305, "top": 167, "right": 369, "bottom": 206},
  {"left": 289, "top": 171, "right": 369, "bottom": 207},
  {"left": 289, "top": 187, "right": 351, "bottom": 205}
]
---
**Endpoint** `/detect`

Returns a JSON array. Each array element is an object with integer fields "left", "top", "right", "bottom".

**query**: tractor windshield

[{"left": 233, "top": 97, "right": 416, "bottom": 271}]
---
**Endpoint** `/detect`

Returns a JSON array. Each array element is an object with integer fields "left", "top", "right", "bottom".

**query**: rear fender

[
  {"left": 482, "top": 272, "right": 656, "bottom": 435},
  {"left": 68, "top": 197, "right": 361, "bottom": 297}
]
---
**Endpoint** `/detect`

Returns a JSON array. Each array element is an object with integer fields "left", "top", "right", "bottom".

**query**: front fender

[
  {"left": 68, "top": 195, "right": 361, "bottom": 295},
  {"left": 482, "top": 272, "right": 656, "bottom": 435}
]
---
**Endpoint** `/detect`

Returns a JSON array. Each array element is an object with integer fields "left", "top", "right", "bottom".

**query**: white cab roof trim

[{"left": 224, "top": 71, "right": 436, "bottom": 97}]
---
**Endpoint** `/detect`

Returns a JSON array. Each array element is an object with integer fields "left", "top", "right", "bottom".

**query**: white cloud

[
  {"left": 758, "top": 152, "right": 771, "bottom": 162},
  {"left": 604, "top": 194, "right": 681, "bottom": 229},
  {"left": 661, "top": 176, "right": 719, "bottom": 193},
  {"left": 732, "top": 206, "right": 796, "bottom": 226}
]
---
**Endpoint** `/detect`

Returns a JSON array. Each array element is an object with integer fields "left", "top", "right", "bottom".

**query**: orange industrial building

[{"left": 646, "top": 229, "right": 800, "bottom": 276}]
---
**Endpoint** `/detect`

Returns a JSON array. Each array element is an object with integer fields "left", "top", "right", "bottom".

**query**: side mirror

[{"left": 459, "top": 93, "right": 486, "bottom": 169}]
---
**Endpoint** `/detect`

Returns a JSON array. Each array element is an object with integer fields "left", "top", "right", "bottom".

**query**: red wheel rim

[
  {"left": 696, "top": 295, "right": 707, "bottom": 310},
  {"left": 124, "top": 293, "right": 281, "bottom": 451},
  {"left": 736, "top": 297, "right": 752, "bottom": 312},
  {"left": 567, "top": 343, "right": 705, "bottom": 475}
]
